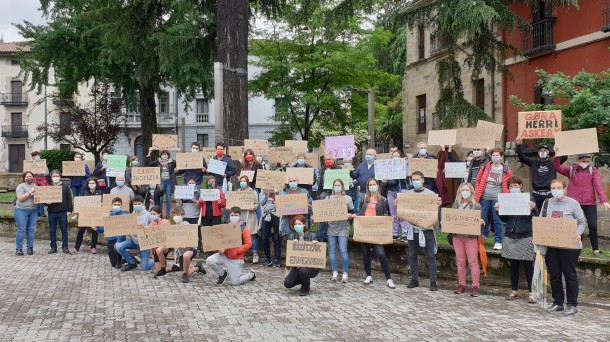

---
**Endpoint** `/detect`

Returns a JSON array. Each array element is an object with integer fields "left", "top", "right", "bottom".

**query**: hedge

[{"left": 40, "top": 149, "right": 77, "bottom": 174}]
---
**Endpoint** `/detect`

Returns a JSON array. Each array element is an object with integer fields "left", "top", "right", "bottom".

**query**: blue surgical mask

[
  {"left": 116, "top": 181, "right": 125, "bottom": 187},
  {"left": 133, "top": 204, "right": 143, "bottom": 212},
  {"left": 191, "top": 148, "right": 199, "bottom": 153},
  {"left": 412, "top": 180, "right": 423, "bottom": 189},
  {"left": 491, "top": 156, "right": 502, "bottom": 164},
  {"left": 289, "top": 181, "right": 298, "bottom": 189},
  {"left": 240, "top": 181, "right": 248, "bottom": 189},
  {"left": 369, "top": 185, "right": 378, "bottom": 193},
  {"left": 297, "top": 159, "right": 305, "bottom": 165},
  {"left": 551, "top": 189, "right": 564, "bottom": 199},
  {"left": 509, "top": 187, "right": 521, "bottom": 194},
  {"left": 333, "top": 186, "right": 342, "bottom": 193},
  {"left": 150, "top": 215, "right": 158, "bottom": 221},
  {"left": 344, "top": 162, "right": 352, "bottom": 168},
  {"left": 294, "top": 225, "right": 304, "bottom": 234},
  {"left": 149, "top": 184, "right": 157, "bottom": 190},
  {"left": 112, "top": 205, "right": 121, "bottom": 212},
  {"left": 34, "top": 155, "right": 41, "bottom": 161},
  {"left": 132, "top": 161, "right": 139, "bottom": 166},
  {"left": 229, "top": 216, "right": 240, "bottom": 223},
  {"left": 365, "top": 155, "right": 374, "bottom": 163}
]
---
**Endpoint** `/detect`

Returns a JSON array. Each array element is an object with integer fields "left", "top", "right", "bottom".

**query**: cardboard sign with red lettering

[
  {"left": 518, "top": 110, "right": 562, "bottom": 139},
  {"left": 441, "top": 208, "right": 482, "bottom": 235},
  {"left": 33, "top": 185, "right": 63, "bottom": 204},
  {"left": 286, "top": 241, "right": 327, "bottom": 268}
]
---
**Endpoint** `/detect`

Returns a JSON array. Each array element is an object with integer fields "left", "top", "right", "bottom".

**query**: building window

[
  {"left": 159, "top": 92, "right": 169, "bottom": 113},
  {"left": 534, "top": 85, "right": 554, "bottom": 106},
  {"left": 60, "top": 144, "right": 71, "bottom": 151},
  {"left": 603, "top": 0, "right": 610, "bottom": 32},
  {"left": 274, "top": 97, "right": 289, "bottom": 119},
  {"left": 521, "top": 0, "right": 556, "bottom": 56},
  {"left": 474, "top": 78, "right": 485, "bottom": 110},
  {"left": 59, "top": 111, "right": 71, "bottom": 133},
  {"left": 11, "top": 59, "right": 20, "bottom": 65},
  {"left": 197, "top": 134, "right": 209, "bottom": 148},
  {"left": 196, "top": 99, "right": 209, "bottom": 123},
  {"left": 418, "top": 26, "right": 425, "bottom": 60},
  {"left": 416, "top": 95, "right": 427, "bottom": 134},
  {"left": 110, "top": 91, "right": 121, "bottom": 112}
]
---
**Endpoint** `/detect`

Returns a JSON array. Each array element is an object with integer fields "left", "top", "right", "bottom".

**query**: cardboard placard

[
  {"left": 85, "top": 160, "right": 96, "bottom": 174},
  {"left": 199, "top": 189, "right": 220, "bottom": 201},
  {"left": 73, "top": 195, "right": 102, "bottom": 213},
  {"left": 325, "top": 135, "right": 355, "bottom": 158},
  {"left": 200, "top": 147, "right": 216, "bottom": 162},
  {"left": 228, "top": 146, "right": 244, "bottom": 159},
  {"left": 176, "top": 152, "right": 206, "bottom": 170},
  {"left": 285, "top": 167, "right": 314, "bottom": 185},
  {"left": 518, "top": 110, "right": 562, "bottom": 139},
  {"left": 440, "top": 208, "right": 481, "bottom": 235},
  {"left": 101, "top": 194, "right": 130, "bottom": 212},
  {"left": 77, "top": 206, "right": 107, "bottom": 227},
  {"left": 244, "top": 139, "right": 269, "bottom": 156},
  {"left": 285, "top": 140, "right": 308, "bottom": 154},
  {"left": 312, "top": 197, "right": 348, "bottom": 222},
  {"left": 103, "top": 213, "right": 140, "bottom": 237},
  {"left": 376, "top": 153, "right": 393, "bottom": 160},
  {"left": 138, "top": 225, "right": 168, "bottom": 250},
  {"left": 200, "top": 223, "right": 243, "bottom": 252},
  {"left": 305, "top": 153, "right": 320, "bottom": 169},
  {"left": 268, "top": 146, "right": 295, "bottom": 165},
  {"left": 408, "top": 158, "right": 438, "bottom": 178},
  {"left": 285, "top": 241, "right": 327, "bottom": 269},
  {"left": 240, "top": 170, "right": 256, "bottom": 182},
  {"left": 256, "top": 170, "right": 286, "bottom": 191},
  {"left": 207, "top": 158, "right": 227, "bottom": 175},
  {"left": 62, "top": 161, "right": 86, "bottom": 176},
  {"left": 106, "top": 155, "right": 127, "bottom": 177},
  {"left": 174, "top": 185, "right": 195, "bottom": 200},
  {"left": 427, "top": 129, "right": 457, "bottom": 147},
  {"left": 553, "top": 128, "right": 599, "bottom": 157},
  {"left": 444, "top": 162, "right": 468, "bottom": 179},
  {"left": 151, "top": 134, "right": 178, "bottom": 150},
  {"left": 275, "top": 193, "right": 308, "bottom": 216},
  {"left": 226, "top": 191, "right": 257, "bottom": 210},
  {"left": 23, "top": 160, "right": 47, "bottom": 174},
  {"left": 33, "top": 185, "right": 63, "bottom": 204},
  {"left": 131, "top": 167, "right": 161, "bottom": 186},
  {"left": 532, "top": 217, "right": 579, "bottom": 249},
  {"left": 165, "top": 224, "right": 199, "bottom": 248},
  {"left": 459, "top": 128, "right": 496, "bottom": 149},
  {"left": 497, "top": 193, "right": 531, "bottom": 216},
  {"left": 476, "top": 120, "right": 504, "bottom": 141},
  {"left": 374, "top": 158, "right": 407, "bottom": 180},
  {"left": 352, "top": 216, "right": 393, "bottom": 245},
  {"left": 396, "top": 193, "right": 439, "bottom": 227},
  {"left": 323, "top": 169, "right": 351, "bottom": 190}
]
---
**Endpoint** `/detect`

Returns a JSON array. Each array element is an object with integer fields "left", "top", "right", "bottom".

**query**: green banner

[{"left": 323, "top": 169, "right": 351, "bottom": 190}]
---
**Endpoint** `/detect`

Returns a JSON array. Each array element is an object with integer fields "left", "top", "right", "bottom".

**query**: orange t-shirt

[{"left": 364, "top": 200, "right": 377, "bottom": 216}]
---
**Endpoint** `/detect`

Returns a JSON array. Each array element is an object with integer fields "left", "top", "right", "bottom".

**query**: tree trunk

[
  {"left": 217, "top": 0, "right": 249, "bottom": 145},
  {"left": 139, "top": 85, "right": 159, "bottom": 155}
]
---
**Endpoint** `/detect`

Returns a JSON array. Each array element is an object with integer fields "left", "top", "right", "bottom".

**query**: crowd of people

[{"left": 12, "top": 140, "right": 609, "bottom": 310}]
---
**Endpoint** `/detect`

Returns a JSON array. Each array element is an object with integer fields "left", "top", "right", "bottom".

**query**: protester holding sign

[
  {"left": 495, "top": 177, "right": 537, "bottom": 303},
  {"left": 475, "top": 148, "right": 513, "bottom": 250},
  {"left": 284, "top": 152, "right": 317, "bottom": 196},
  {"left": 175, "top": 142, "right": 208, "bottom": 188},
  {"left": 46, "top": 170, "right": 73, "bottom": 255},
  {"left": 539, "top": 179, "right": 587, "bottom": 316},
  {"left": 106, "top": 197, "right": 128, "bottom": 269},
  {"left": 466, "top": 148, "right": 490, "bottom": 186},
  {"left": 237, "top": 175, "right": 260, "bottom": 263},
  {"left": 325, "top": 179, "right": 354, "bottom": 283},
  {"left": 450, "top": 183, "right": 484, "bottom": 297},
  {"left": 176, "top": 178, "right": 201, "bottom": 224},
  {"left": 198, "top": 177, "right": 226, "bottom": 229},
  {"left": 68, "top": 152, "right": 91, "bottom": 197},
  {"left": 279, "top": 176, "right": 314, "bottom": 237},
  {"left": 123, "top": 156, "right": 139, "bottom": 188},
  {"left": 354, "top": 178, "right": 394, "bottom": 289},
  {"left": 381, "top": 150, "right": 410, "bottom": 241},
  {"left": 146, "top": 149, "right": 177, "bottom": 217},
  {"left": 73, "top": 177, "right": 103, "bottom": 254},
  {"left": 30, "top": 151, "right": 49, "bottom": 217},
  {"left": 207, "top": 142, "right": 236, "bottom": 191},
  {"left": 554, "top": 149, "right": 610, "bottom": 258},
  {"left": 317, "top": 154, "right": 343, "bottom": 199},
  {"left": 241, "top": 149, "right": 262, "bottom": 188},
  {"left": 93, "top": 150, "right": 116, "bottom": 194},
  {"left": 137, "top": 184, "right": 163, "bottom": 212},
  {"left": 350, "top": 149, "right": 377, "bottom": 204},
  {"left": 413, "top": 142, "right": 439, "bottom": 193},
  {"left": 14, "top": 171, "right": 39, "bottom": 256},
  {"left": 260, "top": 190, "right": 281, "bottom": 268},
  {"left": 110, "top": 176, "right": 135, "bottom": 206},
  {"left": 283, "top": 215, "right": 320, "bottom": 296},
  {"left": 115, "top": 195, "right": 156, "bottom": 272}
]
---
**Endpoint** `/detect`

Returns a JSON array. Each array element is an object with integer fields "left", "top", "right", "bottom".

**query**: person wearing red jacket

[
  {"left": 554, "top": 150, "right": 610, "bottom": 257},
  {"left": 197, "top": 177, "right": 227, "bottom": 253},
  {"left": 475, "top": 147, "right": 513, "bottom": 250},
  {"left": 205, "top": 206, "right": 256, "bottom": 286}
]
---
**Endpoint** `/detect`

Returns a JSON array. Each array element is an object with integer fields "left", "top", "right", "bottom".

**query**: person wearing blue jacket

[
  {"left": 350, "top": 148, "right": 377, "bottom": 204},
  {"left": 106, "top": 197, "right": 127, "bottom": 269},
  {"left": 176, "top": 142, "right": 208, "bottom": 188},
  {"left": 413, "top": 142, "right": 439, "bottom": 193},
  {"left": 93, "top": 150, "right": 116, "bottom": 194},
  {"left": 207, "top": 142, "right": 236, "bottom": 188},
  {"left": 68, "top": 152, "right": 91, "bottom": 197}
]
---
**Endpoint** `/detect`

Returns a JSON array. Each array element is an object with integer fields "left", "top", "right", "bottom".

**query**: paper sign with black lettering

[
  {"left": 497, "top": 193, "right": 531, "bottom": 216},
  {"left": 226, "top": 191, "right": 257, "bottom": 210},
  {"left": 518, "top": 110, "right": 561, "bottom": 139},
  {"left": 285, "top": 241, "right": 327, "bottom": 269},
  {"left": 77, "top": 206, "right": 107, "bottom": 227},
  {"left": 396, "top": 193, "right": 439, "bottom": 227},
  {"left": 256, "top": 170, "right": 286, "bottom": 191},
  {"left": 33, "top": 185, "right": 63, "bottom": 204},
  {"left": 201, "top": 223, "right": 243, "bottom": 252},
  {"left": 103, "top": 213, "right": 139, "bottom": 237},
  {"left": 199, "top": 189, "right": 220, "bottom": 201},
  {"left": 244, "top": 139, "right": 269, "bottom": 156},
  {"left": 74, "top": 195, "right": 102, "bottom": 213},
  {"left": 444, "top": 162, "right": 468, "bottom": 179},
  {"left": 165, "top": 224, "right": 199, "bottom": 248},
  {"left": 176, "top": 152, "right": 206, "bottom": 170},
  {"left": 62, "top": 161, "right": 86, "bottom": 176},
  {"left": 138, "top": 225, "right": 168, "bottom": 250},
  {"left": 408, "top": 158, "right": 438, "bottom": 178},
  {"left": 174, "top": 185, "right": 196, "bottom": 200},
  {"left": 323, "top": 169, "right": 351, "bottom": 190},
  {"left": 275, "top": 193, "right": 308, "bottom": 216},
  {"left": 312, "top": 197, "right": 348, "bottom": 222},
  {"left": 207, "top": 158, "right": 227, "bottom": 175},
  {"left": 23, "top": 160, "right": 47, "bottom": 174},
  {"left": 440, "top": 208, "right": 481, "bottom": 235},
  {"left": 151, "top": 134, "right": 178, "bottom": 150},
  {"left": 130, "top": 167, "right": 161, "bottom": 186},
  {"left": 374, "top": 158, "right": 407, "bottom": 180},
  {"left": 106, "top": 155, "right": 127, "bottom": 177},
  {"left": 353, "top": 216, "right": 393, "bottom": 245},
  {"left": 532, "top": 217, "right": 579, "bottom": 249}
]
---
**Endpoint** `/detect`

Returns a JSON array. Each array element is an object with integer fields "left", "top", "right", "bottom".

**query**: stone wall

[{"left": 0, "top": 173, "right": 22, "bottom": 191}]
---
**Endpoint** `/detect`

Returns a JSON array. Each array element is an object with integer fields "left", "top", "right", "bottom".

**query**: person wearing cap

[
  {"left": 516, "top": 138, "right": 567, "bottom": 212},
  {"left": 553, "top": 149, "right": 610, "bottom": 257}
]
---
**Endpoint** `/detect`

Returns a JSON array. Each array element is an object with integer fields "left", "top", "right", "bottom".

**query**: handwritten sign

[
  {"left": 553, "top": 128, "right": 599, "bottom": 157},
  {"left": 151, "top": 134, "right": 178, "bottom": 150},
  {"left": 275, "top": 193, "right": 308, "bottom": 216},
  {"left": 458, "top": 128, "right": 496, "bottom": 149},
  {"left": 498, "top": 193, "right": 531, "bottom": 216},
  {"left": 199, "top": 189, "right": 220, "bottom": 201},
  {"left": 408, "top": 158, "right": 438, "bottom": 178},
  {"left": 165, "top": 224, "right": 199, "bottom": 248},
  {"left": 228, "top": 146, "right": 244, "bottom": 159},
  {"left": 74, "top": 195, "right": 102, "bottom": 213},
  {"left": 285, "top": 167, "right": 314, "bottom": 185},
  {"left": 103, "top": 213, "right": 139, "bottom": 237},
  {"left": 374, "top": 158, "right": 407, "bottom": 180},
  {"left": 396, "top": 193, "right": 439, "bottom": 227},
  {"left": 256, "top": 170, "right": 286, "bottom": 191},
  {"left": 62, "top": 161, "right": 86, "bottom": 176},
  {"left": 427, "top": 129, "right": 457, "bottom": 147},
  {"left": 244, "top": 139, "right": 269, "bottom": 156},
  {"left": 305, "top": 153, "right": 320, "bottom": 169},
  {"left": 444, "top": 162, "right": 468, "bottom": 179},
  {"left": 268, "top": 146, "right": 295, "bottom": 165},
  {"left": 476, "top": 120, "right": 504, "bottom": 142},
  {"left": 285, "top": 241, "right": 327, "bottom": 269},
  {"left": 176, "top": 152, "right": 205, "bottom": 170},
  {"left": 226, "top": 191, "right": 257, "bottom": 209},
  {"left": 173, "top": 185, "right": 195, "bottom": 200},
  {"left": 33, "top": 186, "right": 62, "bottom": 204},
  {"left": 353, "top": 216, "right": 393, "bottom": 245},
  {"left": 441, "top": 208, "right": 481, "bottom": 235},
  {"left": 376, "top": 153, "right": 393, "bottom": 160},
  {"left": 323, "top": 169, "right": 351, "bottom": 190},
  {"left": 518, "top": 110, "right": 562, "bottom": 139},
  {"left": 101, "top": 194, "right": 130, "bottom": 212},
  {"left": 77, "top": 206, "right": 107, "bottom": 227},
  {"left": 23, "top": 160, "right": 47, "bottom": 174},
  {"left": 312, "top": 197, "right": 348, "bottom": 222},
  {"left": 207, "top": 158, "right": 227, "bottom": 175},
  {"left": 131, "top": 167, "right": 160, "bottom": 186},
  {"left": 106, "top": 155, "right": 127, "bottom": 177},
  {"left": 325, "top": 135, "right": 355, "bottom": 158},
  {"left": 285, "top": 140, "right": 308, "bottom": 154},
  {"left": 240, "top": 170, "right": 256, "bottom": 182},
  {"left": 201, "top": 223, "right": 243, "bottom": 252},
  {"left": 532, "top": 217, "right": 579, "bottom": 249},
  {"left": 138, "top": 225, "right": 167, "bottom": 250}
]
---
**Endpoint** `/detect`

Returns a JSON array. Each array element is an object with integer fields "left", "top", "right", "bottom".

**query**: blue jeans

[
  {"left": 261, "top": 215, "right": 281, "bottom": 264},
  {"left": 251, "top": 233, "right": 259, "bottom": 253},
  {"left": 14, "top": 208, "right": 38, "bottom": 251},
  {"left": 70, "top": 185, "right": 82, "bottom": 197},
  {"left": 160, "top": 179, "right": 172, "bottom": 217},
  {"left": 37, "top": 203, "right": 45, "bottom": 216},
  {"left": 48, "top": 211, "right": 69, "bottom": 249},
  {"left": 115, "top": 239, "right": 154, "bottom": 270},
  {"left": 328, "top": 235, "right": 349, "bottom": 273},
  {"left": 480, "top": 198, "right": 503, "bottom": 243}
]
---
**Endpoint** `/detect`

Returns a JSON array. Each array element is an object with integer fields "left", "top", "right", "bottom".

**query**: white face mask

[
  {"left": 461, "top": 190, "right": 471, "bottom": 199},
  {"left": 509, "top": 187, "right": 521, "bottom": 193},
  {"left": 491, "top": 156, "right": 502, "bottom": 164},
  {"left": 52, "top": 177, "right": 61, "bottom": 184},
  {"left": 473, "top": 150, "right": 482, "bottom": 157},
  {"left": 229, "top": 216, "right": 240, "bottom": 223},
  {"left": 419, "top": 148, "right": 427, "bottom": 156},
  {"left": 173, "top": 216, "right": 183, "bottom": 223},
  {"left": 551, "top": 189, "right": 564, "bottom": 199},
  {"left": 539, "top": 151, "right": 548, "bottom": 159},
  {"left": 579, "top": 162, "right": 589, "bottom": 169}
]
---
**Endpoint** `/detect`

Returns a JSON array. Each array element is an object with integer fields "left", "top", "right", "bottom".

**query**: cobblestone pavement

[{"left": 1, "top": 238, "right": 610, "bottom": 342}]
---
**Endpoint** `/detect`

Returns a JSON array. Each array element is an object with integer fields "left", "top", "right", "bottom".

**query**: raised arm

[
  {"left": 516, "top": 142, "right": 533, "bottom": 167},
  {"left": 553, "top": 155, "right": 570, "bottom": 177}
]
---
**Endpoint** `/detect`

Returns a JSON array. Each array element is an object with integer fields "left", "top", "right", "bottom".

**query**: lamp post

[
  {"left": 213, "top": 62, "right": 248, "bottom": 145},
  {"left": 345, "top": 85, "right": 375, "bottom": 149}
]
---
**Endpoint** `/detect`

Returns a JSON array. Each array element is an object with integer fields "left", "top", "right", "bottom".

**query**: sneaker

[
  {"left": 182, "top": 273, "right": 190, "bottom": 283},
  {"left": 563, "top": 305, "right": 578, "bottom": 316},
  {"left": 273, "top": 262, "right": 280, "bottom": 268},
  {"left": 493, "top": 242, "right": 502, "bottom": 250},
  {"left": 342, "top": 273, "right": 348, "bottom": 283},
  {"left": 363, "top": 276, "right": 373, "bottom": 285},
  {"left": 546, "top": 304, "right": 564, "bottom": 313},
  {"left": 90, "top": 248, "right": 97, "bottom": 254},
  {"left": 216, "top": 271, "right": 228, "bottom": 285},
  {"left": 393, "top": 235, "right": 400, "bottom": 240},
  {"left": 196, "top": 262, "right": 206, "bottom": 274},
  {"left": 331, "top": 271, "right": 339, "bottom": 282},
  {"left": 593, "top": 250, "right": 608, "bottom": 258},
  {"left": 250, "top": 270, "right": 256, "bottom": 281},
  {"left": 62, "top": 246, "right": 70, "bottom": 254},
  {"left": 120, "top": 263, "right": 137, "bottom": 272},
  {"left": 471, "top": 286, "right": 481, "bottom": 297},
  {"left": 154, "top": 268, "right": 167, "bottom": 278},
  {"left": 252, "top": 253, "right": 259, "bottom": 264},
  {"left": 299, "top": 289, "right": 310, "bottom": 296},
  {"left": 27, "top": 248, "right": 34, "bottom": 255},
  {"left": 407, "top": 280, "right": 419, "bottom": 289},
  {"left": 48, "top": 248, "right": 58, "bottom": 254},
  {"left": 114, "top": 262, "right": 124, "bottom": 270},
  {"left": 454, "top": 285, "right": 466, "bottom": 294},
  {"left": 16, "top": 249, "right": 24, "bottom": 256},
  {"left": 70, "top": 248, "right": 79, "bottom": 255},
  {"left": 171, "top": 264, "right": 181, "bottom": 272},
  {"left": 387, "top": 279, "right": 396, "bottom": 289},
  {"left": 430, "top": 281, "right": 438, "bottom": 292},
  {"left": 260, "top": 261, "right": 272, "bottom": 267}
]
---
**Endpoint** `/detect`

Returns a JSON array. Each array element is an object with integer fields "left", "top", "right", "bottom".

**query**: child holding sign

[
  {"left": 237, "top": 175, "right": 260, "bottom": 263},
  {"left": 283, "top": 215, "right": 320, "bottom": 296},
  {"left": 106, "top": 197, "right": 128, "bottom": 269},
  {"left": 115, "top": 196, "right": 156, "bottom": 272}
]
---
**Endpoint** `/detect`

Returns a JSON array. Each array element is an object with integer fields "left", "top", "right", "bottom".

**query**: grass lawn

[
  {"left": 0, "top": 192, "right": 16, "bottom": 203},
  {"left": 0, "top": 209, "right": 14, "bottom": 216}
]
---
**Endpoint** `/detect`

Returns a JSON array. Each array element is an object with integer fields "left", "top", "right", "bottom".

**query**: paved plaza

[{"left": 1, "top": 238, "right": 609, "bottom": 342}]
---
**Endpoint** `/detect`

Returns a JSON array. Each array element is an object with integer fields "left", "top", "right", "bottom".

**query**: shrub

[{"left": 40, "top": 149, "right": 77, "bottom": 173}]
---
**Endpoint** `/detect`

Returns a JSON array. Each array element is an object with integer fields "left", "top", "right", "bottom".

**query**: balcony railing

[
  {"left": 603, "top": 0, "right": 610, "bottom": 32},
  {"left": 1, "top": 125, "right": 28, "bottom": 138},
  {"left": 430, "top": 33, "right": 451, "bottom": 55},
  {"left": 521, "top": 17, "right": 557, "bottom": 57},
  {"left": 0, "top": 93, "right": 29, "bottom": 106},
  {"left": 196, "top": 113, "right": 209, "bottom": 123}
]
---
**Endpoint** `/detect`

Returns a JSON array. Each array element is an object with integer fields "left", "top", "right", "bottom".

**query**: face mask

[
  {"left": 256, "top": 156, "right": 263, "bottom": 162},
  {"left": 207, "top": 182, "right": 215, "bottom": 188},
  {"left": 412, "top": 180, "right": 423, "bottom": 189},
  {"left": 579, "top": 162, "right": 589, "bottom": 169},
  {"left": 150, "top": 184, "right": 157, "bottom": 190},
  {"left": 509, "top": 187, "right": 521, "bottom": 193},
  {"left": 188, "top": 183, "right": 196, "bottom": 188},
  {"left": 25, "top": 178, "right": 34, "bottom": 184},
  {"left": 133, "top": 204, "right": 143, "bottom": 212},
  {"left": 393, "top": 157, "right": 400, "bottom": 160},
  {"left": 52, "top": 177, "right": 61, "bottom": 184},
  {"left": 88, "top": 184, "right": 96, "bottom": 190},
  {"left": 112, "top": 205, "right": 122, "bottom": 212},
  {"left": 344, "top": 162, "right": 352, "bottom": 168},
  {"left": 289, "top": 181, "right": 298, "bottom": 189},
  {"left": 419, "top": 148, "right": 427, "bottom": 156},
  {"left": 191, "top": 148, "right": 199, "bottom": 153},
  {"left": 461, "top": 190, "right": 471, "bottom": 199},
  {"left": 240, "top": 181, "right": 247, "bottom": 189},
  {"left": 216, "top": 150, "right": 224, "bottom": 157},
  {"left": 369, "top": 185, "right": 378, "bottom": 193},
  {"left": 473, "top": 150, "right": 482, "bottom": 157},
  {"left": 102, "top": 154, "right": 108, "bottom": 161},
  {"left": 333, "top": 186, "right": 342, "bottom": 193},
  {"left": 132, "top": 161, "right": 139, "bottom": 166},
  {"left": 161, "top": 155, "right": 168, "bottom": 160},
  {"left": 173, "top": 216, "right": 183, "bottom": 223},
  {"left": 298, "top": 159, "right": 306, "bottom": 165},
  {"left": 245, "top": 155, "right": 253, "bottom": 162},
  {"left": 150, "top": 215, "right": 159, "bottom": 221},
  {"left": 294, "top": 225, "right": 304, "bottom": 234},
  {"left": 324, "top": 160, "right": 334, "bottom": 167},
  {"left": 229, "top": 216, "right": 240, "bottom": 223},
  {"left": 116, "top": 181, "right": 125, "bottom": 187},
  {"left": 365, "top": 155, "right": 374, "bottom": 163},
  {"left": 34, "top": 155, "right": 41, "bottom": 161},
  {"left": 491, "top": 156, "right": 502, "bottom": 164},
  {"left": 551, "top": 189, "right": 564, "bottom": 199},
  {"left": 539, "top": 152, "right": 548, "bottom": 159}
]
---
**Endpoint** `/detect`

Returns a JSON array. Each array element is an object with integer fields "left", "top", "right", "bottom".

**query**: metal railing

[
  {"left": 1, "top": 125, "right": 28, "bottom": 138},
  {"left": 521, "top": 17, "right": 557, "bottom": 57},
  {"left": 0, "top": 93, "right": 29, "bottom": 105}
]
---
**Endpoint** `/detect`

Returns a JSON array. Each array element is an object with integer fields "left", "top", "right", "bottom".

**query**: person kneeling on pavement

[
  {"left": 115, "top": 195, "right": 155, "bottom": 272},
  {"left": 283, "top": 215, "right": 320, "bottom": 296}
]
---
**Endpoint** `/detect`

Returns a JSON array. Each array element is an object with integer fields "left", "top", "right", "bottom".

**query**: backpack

[{"left": 569, "top": 165, "right": 592, "bottom": 178}]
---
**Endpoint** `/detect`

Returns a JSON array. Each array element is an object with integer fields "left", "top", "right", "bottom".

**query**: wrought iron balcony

[
  {"left": 0, "top": 93, "right": 29, "bottom": 106},
  {"left": 521, "top": 17, "right": 557, "bottom": 57},
  {"left": 1, "top": 125, "right": 28, "bottom": 138}
]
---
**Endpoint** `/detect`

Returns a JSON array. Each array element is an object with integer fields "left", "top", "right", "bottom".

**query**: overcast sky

[{"left": 0, "top": 0, "right": 46, "bottom": 42}]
